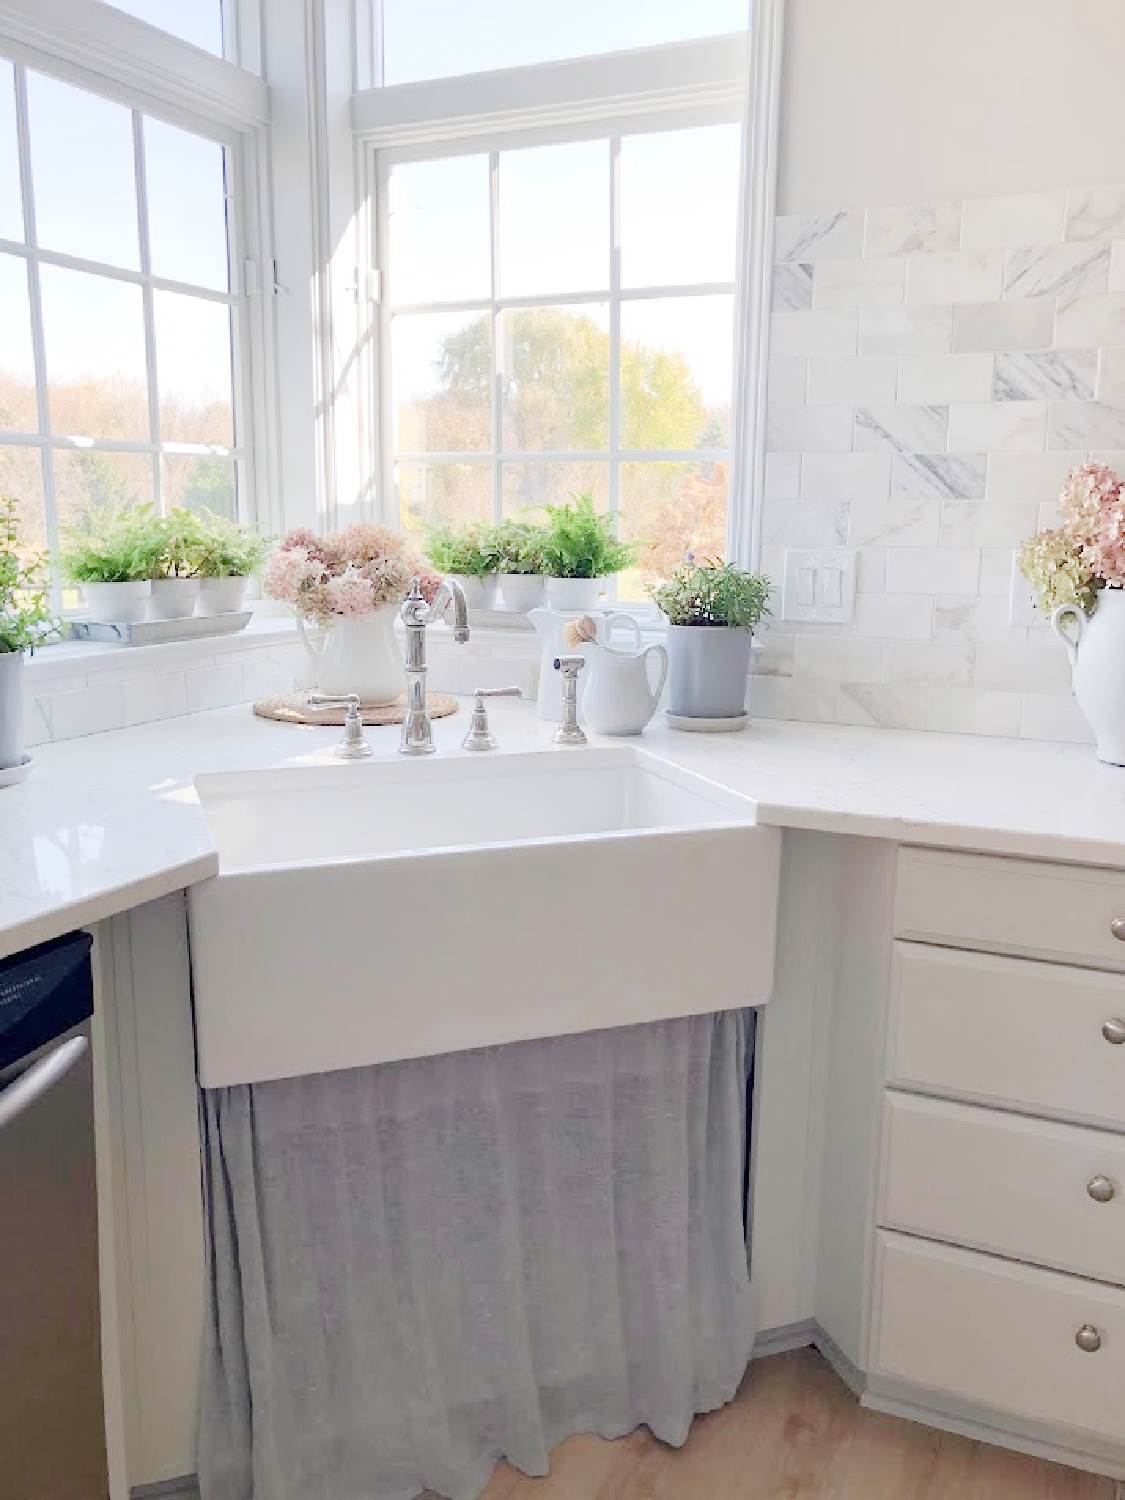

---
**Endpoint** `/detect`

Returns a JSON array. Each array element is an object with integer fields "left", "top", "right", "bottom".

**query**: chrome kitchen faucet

[{"left": 399, "top": 576, "right": 469, "bottom": 755}]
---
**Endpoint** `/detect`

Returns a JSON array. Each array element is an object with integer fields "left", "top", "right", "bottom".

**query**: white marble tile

[
  {"left": 1047, "top": 400, "right": 1125, "bottom": 450},
  {"left": 933, "top": 594, "right": 1028, "bottom": 645},
  {"left": 49, "top": 683, "right": 127, "bottom": 741},
  {"left": 850, "top": 591, "right": 934, "bottom": 640},
  {"left": 760, "top": 500, "right": 850, "bottom": 546},
  {"left": 801, "top": 450, "right": 891, "bottom": 500},
  {"left": 836, "top": 683, "right": 929, "bottom": 731},
  {"left": 891, "top": 452, "right": 987, "bottom": 501},
  {"left": 885, "top": 547, "right": 980, "bottom": 594},
  {"left": 897, "top": 353, "right": 993, "bottom": 404},
  {"left": 813, "top": 257, "right": 906, "bottom": 308},
  {"left": 854, "top": 403, "right": 948, "bottom": 453},
  {"left": 848, "top": 498, "right": 941, "bottom": 548},
  {"left": 948, "top": 401, "right": 1048, "bottom": 452},
  {"left": 1111, "top": 241, "right": 1125, "bottom": 293},
  {"left": 185, "top": 661, "right": 247, "bottom": 714},
  {"left": 1020, "top": 693, "right": 1093, "bottom": 744},
  {"left": 993, "top": 349, "right": 1097, "bottom": 401},
  {"left": 985, "top": 451, "right": 1083, "bottom": 504},
  {"left": 1054, "top": 293, "right": 1125, "bottom": 348},
  {"left": 1065, "top": 187, "right": 1125, "bottom": 243},
  {"left": 979, "top": 547, "right": 1016, "bottom": 597},
  {"left": 793, "top": 635, "right": 883, "bottom": 683},
  {"left": 242, "top": 655, "right": 296, "bottom": 702},
  {"left": 775, "top": 210, "right": 864, "bottom": 264},
  {"left": 975, "top": 642, "right": 1072, "bottom": 695},
  {"left": 766, "top": 405, "right": 853, "bottom": 452},
  {"left": 768, "top": 358, "right": 807, "bottom": 404},
  {"left": 883, "top": 640, "right": 974, "bottom": 688},
  {"left": 750, "top": 676, "right": 845, "bottom": 723},
  {"left": 764, "top": 452, "right": 801, "bottom": 499},
  {"left": 770, "top": 308, "right": 859, "bottom": 358},
  {"left": 772, "top": 263, "right": 814, "bottom": 310},
  {"left": 865, "top": 201, "right": 961, "bottom": 257},
  {"left": 1096, "top": 348, "right": 1125, "bottom": 404},
  {"left": 1003, "top": 243, "right": 1110, "bottom": 300},
  {"left": 805, "top": 355, "right": 897, "bottom": 405},
  {"left": 952, "top": 297, "right": 1055, "bottom": 353},
  {"left": 856, "top": 547, "right": 887, "bottom": 593},
  {"left": 122, "top": 673, "right": 188, "bottom": 727},
  {"left": 1089, "top": 447, "right": 1125, "bottom": 471},
  {"left": 22, "top": 697, "right": 52, "bottom": 747},
  {"left": 905, "top": 251, "right": 1004, "bottom": 306},
  {"left": 859, "top": 305, "right": 952, "bottom": 355},
  {"left": 960, "top": 191, "right": 1065, "bottom": 251},
  {"left": 939, "top": 501, "right": 1040, "bottom": 548},
  {"left": 748, "top": 630, "right": 795, "bottom": 678},
  {"left": 925, "top": 687, "right": 1023, "bottom": 737}
]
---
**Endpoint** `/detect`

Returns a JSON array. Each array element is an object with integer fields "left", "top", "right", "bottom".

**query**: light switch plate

[
  {"left": 781, "top": 549, "right": 857, "bottom": 624},
  {"left": 1008, "top": 554, "right": 1042, "bottom": 627}
]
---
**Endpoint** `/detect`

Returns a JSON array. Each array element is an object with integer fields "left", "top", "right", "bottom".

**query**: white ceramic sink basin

[{"left": 188, "top": 747, "right": 781, "bottom": 1086}]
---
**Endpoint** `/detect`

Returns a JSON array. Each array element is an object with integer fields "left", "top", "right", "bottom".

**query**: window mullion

[
  {"left": 133, "top": 111, "right": 163, "bottom": 514},
  {"left": 607, "top": 133, "right": 622, "bottom": 602},
  {"left": 489, "top": 148, "right": 501, "bottom": 524}
]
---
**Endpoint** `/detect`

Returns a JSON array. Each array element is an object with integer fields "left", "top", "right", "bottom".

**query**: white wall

[{"left": 778, "top": 0, "right": 1125, "bottom": 215}]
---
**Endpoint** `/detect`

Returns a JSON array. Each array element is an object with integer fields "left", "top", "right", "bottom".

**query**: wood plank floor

[{"left": 431, "top": 1348, "right": 1117, "bottom": 1500}]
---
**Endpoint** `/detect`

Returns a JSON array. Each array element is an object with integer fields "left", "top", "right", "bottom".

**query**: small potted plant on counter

[
  {"left": 421, "top": 520, "right": 500, "bottom": 609},
  {"left": 540, "top": 490, "right": 637, "bottom": 610},
  {"left": 492, "top": 519, "right": 546, "bottom": 612},
  {"left": 0, "top": 497, "right": 57, "bottom": 775},
  {"left": 195, "top": 511, "right": 271, "bottom": 616},
  {"left": 650, "top": 557, "right": 771, "bottom": 729},
  {"left": 150, "top": 508, "right": 206, "bottom": 620},
  {"left": 61, "top": 504, "right": 164, "bottom": 623}
]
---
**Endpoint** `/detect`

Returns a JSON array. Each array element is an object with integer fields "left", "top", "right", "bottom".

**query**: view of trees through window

[
  {"left": 387, "top": 125, "right": 741, "bottom": 597},
  {"left": 0, "top": 58, "right": 239, "bottom": 598}
]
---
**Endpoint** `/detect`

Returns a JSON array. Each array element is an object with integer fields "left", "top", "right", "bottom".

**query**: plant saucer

[
  {"left": 664, "top": 711, "right": 748, "bottom": 734},
  {"left": 0, "top": 754, "right": 32, "bottom": 787}
]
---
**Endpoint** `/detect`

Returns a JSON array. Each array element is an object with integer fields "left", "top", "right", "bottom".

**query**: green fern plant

[
  {"left": 421, "top": 521, "right": 500, "bottom": 579},
  {"left": 540, "top": 491, "right": 636, "bottom": 580}
]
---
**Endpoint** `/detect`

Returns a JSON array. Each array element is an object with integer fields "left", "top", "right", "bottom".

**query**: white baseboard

[{"left": 131, "top": 1479, "right": 200, "bottom": 1500}]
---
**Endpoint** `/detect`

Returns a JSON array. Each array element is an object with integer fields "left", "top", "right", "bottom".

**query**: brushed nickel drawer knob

[
  {"left": 1076, "top": 1324, "right": 1103, "bottom": 1353},
  {"left": 1088, "top": 1176, "right": 1116, "bottom": 1203},
  {"left": 1112, "top": 917, "right": 1125, "bottom": 941},
  {"left": 1103, "top": 1018, "right": 1125, "bottom": 1045}
]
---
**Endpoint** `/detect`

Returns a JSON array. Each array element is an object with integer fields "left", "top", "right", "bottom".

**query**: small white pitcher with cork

[{"left": 563, "top": 615, "right": 667, "bottom": 735}]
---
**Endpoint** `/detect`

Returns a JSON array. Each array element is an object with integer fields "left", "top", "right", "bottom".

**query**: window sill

[{"left": 25, "top": 614, "right": 303, "bottom": 686}]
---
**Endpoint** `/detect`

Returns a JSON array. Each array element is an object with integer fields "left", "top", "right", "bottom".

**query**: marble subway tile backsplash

[{"left": 761, "top": 183, "right": 1125, "bottom": 743}]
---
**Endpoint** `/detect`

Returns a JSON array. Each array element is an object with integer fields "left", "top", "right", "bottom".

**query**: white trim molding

[
  {"left": 352, "top": 33, "right": 747, "bottom": 150},
  {"left": 728, "top": 0, "right": 785, "bottom": 572}
]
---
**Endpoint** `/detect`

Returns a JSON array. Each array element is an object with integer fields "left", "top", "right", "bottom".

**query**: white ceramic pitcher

[
  {"left": 296, "top": 606, "right": 403, "bottom": 705},
  {"left": 1053, "top": 588, "right": 1125, "bottom": 764},
  {"left": 582, "top": 638, "right": 668, "bottom": 736},
  {"left": 528, "top": 607, "right": 642, "bottom": 722}
]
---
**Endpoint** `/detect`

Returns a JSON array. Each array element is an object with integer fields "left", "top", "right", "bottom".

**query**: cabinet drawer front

[
  {"left": 896, "top": 847, "right": 1125, "bottom": 969},
  {"left": 890, "top": 943, "right": 1125, "bottom": 1129},
  {"left": 882, "top": 1092, "right": 1125, "bottom": 1284},
  {"left": 873, "top": 1231, "right": 1125, "bottom": 1441}
]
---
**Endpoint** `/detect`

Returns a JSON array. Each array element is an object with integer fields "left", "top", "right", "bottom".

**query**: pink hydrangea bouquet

[
  {"left": 1019, "top": 462, "right": 1125, "bottom": 616},
  {"left": 264, "top": 523, "right": 439, "bottom": 626}
]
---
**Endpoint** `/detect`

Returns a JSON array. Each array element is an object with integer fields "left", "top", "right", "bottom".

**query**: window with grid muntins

[
  {"left": 0, "top": 56, "right": 246, "bottom": 607},
  {"left": 381, "top": 123, "right": 742, "bottom": 601}
]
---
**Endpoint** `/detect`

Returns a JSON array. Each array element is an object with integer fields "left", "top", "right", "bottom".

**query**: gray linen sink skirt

[{"left": 197, "top": 1010, "right": 755, "bottom": 1500}]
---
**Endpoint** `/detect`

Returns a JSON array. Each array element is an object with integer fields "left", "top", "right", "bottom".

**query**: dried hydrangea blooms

[
  {"left": 1058, "top": 461, "right": 1125, "bottom": 586},
  {"left": 1018, "top": 528, "right": 1097, "bottom": 616},
  {"left": 264, "top": 521, "right": 431, "bottom": 625}
]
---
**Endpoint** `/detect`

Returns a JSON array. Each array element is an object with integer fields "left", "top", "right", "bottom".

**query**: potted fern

[
  {"left": 421, "top": 521, "right": 500, "bottom": 609},
  {"left": 1, "top": 497, "right": 57, "bottom": 771},
  {"left": 61, "top": 505, "right": 164, "bottom": 623},
  {"left": 540, "top": 491, "right": 637, "bottom": 610},
  {"left": 195, "top": 511, "right": 270, "bottom": 616},
  {"left": 493, "top": 520, "right": 547, "bottom": 612},
  {"left": 150, "top": 508, "right": 206, "bottom": 620},
  {"left": 650, "top": 558, "right": 771, "bottom": 725}
]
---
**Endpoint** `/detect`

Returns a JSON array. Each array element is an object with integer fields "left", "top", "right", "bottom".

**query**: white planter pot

[
  {"left": 196, "top": 576, "right": 249, "bottom": 617},
  {"left": 1054, "top": 588, "right": 1125, "bottom": 763},
  {"left": 83, "top": 579, "right": 151, "bottom": 624},
  {"left": 296, "top": 605, "right": 404, "bottom": 705},
  {"left": 148, "top": 578, "right": 201, "bottom": 621},
  {"left": 498, "top": 574, "right": 546, "bottom": 613},
  {"left": 449, "top": 574, "right": 499, "bottom": 610},
  {"left": 0, "top": 650, "right": 24, "bottom": 769},
  {"left": 544, "top": 576, "right": 606, "bottom": 611}
]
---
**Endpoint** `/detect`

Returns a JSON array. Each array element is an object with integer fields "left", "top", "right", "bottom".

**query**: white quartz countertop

[{"left": 2, "top": 698, "right": 1124, "bottom": 959}]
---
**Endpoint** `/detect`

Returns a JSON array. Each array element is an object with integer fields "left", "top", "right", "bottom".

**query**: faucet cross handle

[{"left": 308, "top": 692, "right": 374, "bottom": 759}]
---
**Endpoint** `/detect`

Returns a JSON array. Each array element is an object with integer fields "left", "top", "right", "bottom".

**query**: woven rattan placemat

[{"left": 253, "top": 691, "right": 458, "bottom": 727}]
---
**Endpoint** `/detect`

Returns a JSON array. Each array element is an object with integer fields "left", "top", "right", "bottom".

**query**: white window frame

[
  {"left": 0, "top": 0, "right": 284, "bottom": 576},
  {"left": 349, "top": 13, "right": 785, "bottom": 576}
]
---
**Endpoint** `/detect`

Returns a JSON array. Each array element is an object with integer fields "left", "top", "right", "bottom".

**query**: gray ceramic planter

[
  {"left": 665, "top": 624, "right": 751, "bottom": 718},
  {"left": 0, "top": 649, "right": 24, "bottom": 768}
]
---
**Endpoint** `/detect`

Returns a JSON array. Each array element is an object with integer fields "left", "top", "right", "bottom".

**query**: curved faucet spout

[{"left": 400, "top": 576, "right": 469, "bottom": 643}]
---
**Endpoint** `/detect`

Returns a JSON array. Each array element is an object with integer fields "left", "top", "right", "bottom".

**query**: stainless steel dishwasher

[{"left": 0, "top": 930, "right": 108, "bottom": 1500}]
